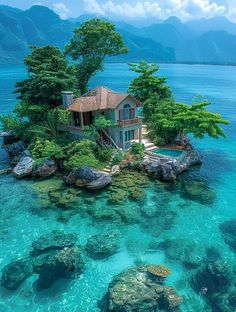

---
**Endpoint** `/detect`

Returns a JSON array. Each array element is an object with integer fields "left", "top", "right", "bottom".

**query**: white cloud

[
  {"left": 82, "top": 0, "right": 227, "bottom": 21},
  {"left": 53, "top": 2, "right": 70, "bottom": 19}
]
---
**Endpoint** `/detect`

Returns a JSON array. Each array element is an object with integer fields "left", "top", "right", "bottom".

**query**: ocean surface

[{"left": 0, "top": 63, "right": 236, "bottom": 311}]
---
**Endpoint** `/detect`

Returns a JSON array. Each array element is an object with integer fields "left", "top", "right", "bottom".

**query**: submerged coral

[
  {"left": 0, "top": 258, "right": 33, "bottom": 290},
  {"left": 220, "top": 219, "right": 236, "bottom": 252},
  {"left": 98, "top": 265, "right": 183, "bottom": 311},
  {"left": 86, "top": 230, "right": 121, "bottom": 259}
]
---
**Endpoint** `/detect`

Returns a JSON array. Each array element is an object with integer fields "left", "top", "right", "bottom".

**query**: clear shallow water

[{"left": 0, "top": 63, "right": 236, "bottom": 311}]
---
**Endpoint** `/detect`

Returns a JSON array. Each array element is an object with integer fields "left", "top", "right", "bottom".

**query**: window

[
  {"left": 119, "top": 104, "right": 135, "bottom": 121},
  {"left": 125, "top": 130, "right": 134, "bottom": 142}
]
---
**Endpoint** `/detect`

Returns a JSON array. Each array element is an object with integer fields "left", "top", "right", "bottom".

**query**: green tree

[
  {"left": 28, "top": 108, "right": 71, "bottom": 142},
  {"left": 15, "top": 45, "right": 77, "bottom": 108},
  {"left": 65, "top": 19, "right": 128, "bottom": 94},
  {"left": 146, "top": 96, "right": 229, "bottom": 145},
  {"left": 128, "top": 61, "right": 172, "bottom": 108}
]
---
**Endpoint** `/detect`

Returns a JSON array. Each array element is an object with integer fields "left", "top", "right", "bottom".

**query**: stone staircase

[{"left": 101, "top": 153, "right": 116, "bottom": 175}]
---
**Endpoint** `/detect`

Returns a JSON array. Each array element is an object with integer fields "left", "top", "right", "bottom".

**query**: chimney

[{"left": 62, "top": 91, "right": 74, "bottom": 108}]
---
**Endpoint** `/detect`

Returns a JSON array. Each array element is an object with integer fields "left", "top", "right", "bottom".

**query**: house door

[
  {"left": 83, "top": 112, "right": 93, "bottom": 126},
  {"left": 73, "top": 112, "right": 80, "bottom": 126}
]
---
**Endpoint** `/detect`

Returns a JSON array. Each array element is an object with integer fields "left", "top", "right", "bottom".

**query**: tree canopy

[
  {"left": 65, "top": 18, "right": 128, "bottom": 94},
  {"left": 15, "top": 45, "right": 77, "bottom": 108},
  {"left": 146, "top": 95, "right": 229, "bottom": 145},
  {"left": 128, "top": 60, "right": 172, "bottom": 105}
]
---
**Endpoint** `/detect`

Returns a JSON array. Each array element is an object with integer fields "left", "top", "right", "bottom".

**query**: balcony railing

[{"left": 118, "top": 118, "right": 142, "bottom": 127}]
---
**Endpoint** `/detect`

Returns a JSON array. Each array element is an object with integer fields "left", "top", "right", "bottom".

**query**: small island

[{"left": 0, "top": 20, "right": 228, "bottom": 186}]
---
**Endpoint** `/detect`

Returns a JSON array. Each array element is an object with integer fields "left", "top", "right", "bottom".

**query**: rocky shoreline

[{"left": 1, "top": 139, "right": 202, "bottom": 187}]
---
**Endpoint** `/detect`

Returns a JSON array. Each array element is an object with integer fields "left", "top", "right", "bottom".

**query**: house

[{"left": 62, "top": 86, "right": 143, "bottom": 150}]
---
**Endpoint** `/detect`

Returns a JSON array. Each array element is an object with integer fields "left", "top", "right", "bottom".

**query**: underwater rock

[
  {"left": 118, "top": 206, "right": 141, "bottom": 224},
  {"left": 86, "top": 230, "right": 120, "bottom": 259},
  {"left": 32, "top": 230, "right": 77, "bottom": 255},
  {"left": 33, "top": 246, "right": 85, "bottom": 289},
  {"left": 181, "top": 177, "right": 215, "bottom": 205},
  {"left": 0, "top": 168, "right": 12, "bottom": 175},
  {"left": 0, "top": 258, "right": 33, "bottom": 290},
  {"left": 129, "top": 187, "right": 146, "bottom": 202},
  {"left": 220, "top": 219, "right": 236, "bottom": 251},
  {"left": 212, "top": 289, "right": 236, "bottom": 312},
  {"left": 13, "top": 156, "right": 34, "bottom": 179},
  {"left": 64, "top": 166, "right": 112, "bottom": 190},
  {"left": 33, "top": 159, "right": 57, "bottom": 177},
  {"left": 108, "top": 190, "right": 127, "bottom": 205},
  {"left": 98, "top": 265, "right": 182, "bottom": 312},
  {"left": 7, "top": 141, "right": 27, "bottom": 157},
  {"left": 158, "top": 239, "right": 203, "bottom": 269},
  {"left": 191, "top": 260, "right": 230, "bottom": 296}
]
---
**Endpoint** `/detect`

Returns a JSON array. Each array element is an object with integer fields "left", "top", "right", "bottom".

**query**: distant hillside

[
  {"left": 0, "top": 5, "right": 74, "bottom": 64},
  {"left": 1, "top": 5, "right": 236, "bottom": 65},
  {"left": 0, "top": 5, "right": 175, "bottom": 65}
]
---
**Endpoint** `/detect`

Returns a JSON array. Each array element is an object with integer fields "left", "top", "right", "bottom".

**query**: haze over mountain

[{"left": 1, "top": 5, "right": 236, "bottom": 65}]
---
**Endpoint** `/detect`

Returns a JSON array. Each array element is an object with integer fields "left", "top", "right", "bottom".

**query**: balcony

[{"left": 118, "top": 118, "right": 142, "bottom": 127}]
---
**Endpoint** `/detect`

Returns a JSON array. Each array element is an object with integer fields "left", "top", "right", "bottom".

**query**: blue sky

[{"left": 1, "top": 0, "right": 236, "bottom": 22}]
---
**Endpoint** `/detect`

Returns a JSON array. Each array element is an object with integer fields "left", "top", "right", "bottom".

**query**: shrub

[
  {"left": 112, "top": 150, "right": 124, "bottom": 165},
  {"left": 96, "top": 147, "right": 113, "bottom": 162},
  {"left": 152, "top": 135, "right": 167, "bottom": 146},
  {"left": 64, "top": 153, "right": 99, "bottom": 170},
  {"left": 130, "top": 142, "right": 145, "bottom": 156},
  {"left": 30, "top": 139, "right": 65, "bottom": 160},
  {"left": 65, "top": 139, "right": 96, "bottom": 156}
]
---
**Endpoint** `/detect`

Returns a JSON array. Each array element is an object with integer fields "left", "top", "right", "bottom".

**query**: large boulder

[
  {"left": 33, "top": 246, "right": 85, "bottom": 289},
  {"left": 220, "top": 220, "right": 236, "bottom": 251},
  {"left": 140, "top": 149, "right": 202, "bottom": 181},
  {"left": 64, "top": 166, "right": 112, "bottom": 190},
  {"left": 86, "top": 230, "right": 120, "bottom": 259},
  {"left": 0, "top": 258, "right": 33, "bottom": 290},
  {"left": 13, "top": 156, "right": 34, "bottom": 179},
  {"left": 31, "top": 230, "right": 78, "bottom": 256},
  {"left": 98, "top": 265, "right": 182, "bottom": 312},
  {"left": 33, "top": 160, "right": 57, "bottom": 177},
  {"left": 185, "top": 150, "right": 202, "bottom": 166},
  {"left": 7, "top": 141, "right": 27, "bottom": 157}
]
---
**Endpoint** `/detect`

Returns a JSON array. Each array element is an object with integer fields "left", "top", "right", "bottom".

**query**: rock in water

[
  {"left": 33, "top": 160, "right": 57, "bottom": 177},
  {"left": 32, "top": 230, "right": 77, "bottom": 255},
  {"left": 0, "top": 259, "right": 33, "bottom": 290},
  {"left": 13, "top": 157, "right": 34, "bottom": 179},
  {"left": 7, "top": 141, "right": 27, "bottom": 157},
  {"left": 220, "top": 220, "right": 236, "bottom": 251},
  {"left": 64, "top": 166, "right": 112, "bottom": 190},
  {"left": 86, "top": 230, "right": 120, "bottom": 259},
  {"left": 33, "top": 246, "right": 85, "bottom": 289},
  {"left": 98, "top": 265, "right": 182, "bottom": 311}
]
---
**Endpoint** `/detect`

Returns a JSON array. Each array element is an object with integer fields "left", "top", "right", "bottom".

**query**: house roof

[{"left": 68, "top": 86, "right": 141, "bottom": 113}]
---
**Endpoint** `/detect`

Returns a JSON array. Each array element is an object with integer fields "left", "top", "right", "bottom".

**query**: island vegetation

[{"left": 0, "top": 18, "right": 229, "bottom": 182}]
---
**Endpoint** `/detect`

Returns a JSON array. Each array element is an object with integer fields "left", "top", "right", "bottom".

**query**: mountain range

[{"left": 1, "top": 5, "right": 236, "bottom": 65}]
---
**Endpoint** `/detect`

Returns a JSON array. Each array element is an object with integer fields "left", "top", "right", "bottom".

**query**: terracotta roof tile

[{"left": 69, "top": 86, "right": 141, "bottom": 112}]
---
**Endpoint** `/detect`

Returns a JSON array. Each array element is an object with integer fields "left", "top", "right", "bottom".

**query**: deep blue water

[{"left": 0, "top": 63, "right": 236, "bottom": 311}]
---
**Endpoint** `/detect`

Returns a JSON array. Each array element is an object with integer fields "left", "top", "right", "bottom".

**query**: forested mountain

[{"left": 1, "top": 5, "right": 236, "bottom": 65}]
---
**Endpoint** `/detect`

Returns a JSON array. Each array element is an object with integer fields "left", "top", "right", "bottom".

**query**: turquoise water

[
  {"left": 152, "top": 148, "right": 183, "bottom": 158},
  {"left": 0, "top": 63, "right": 236, "bottom": 311}
]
